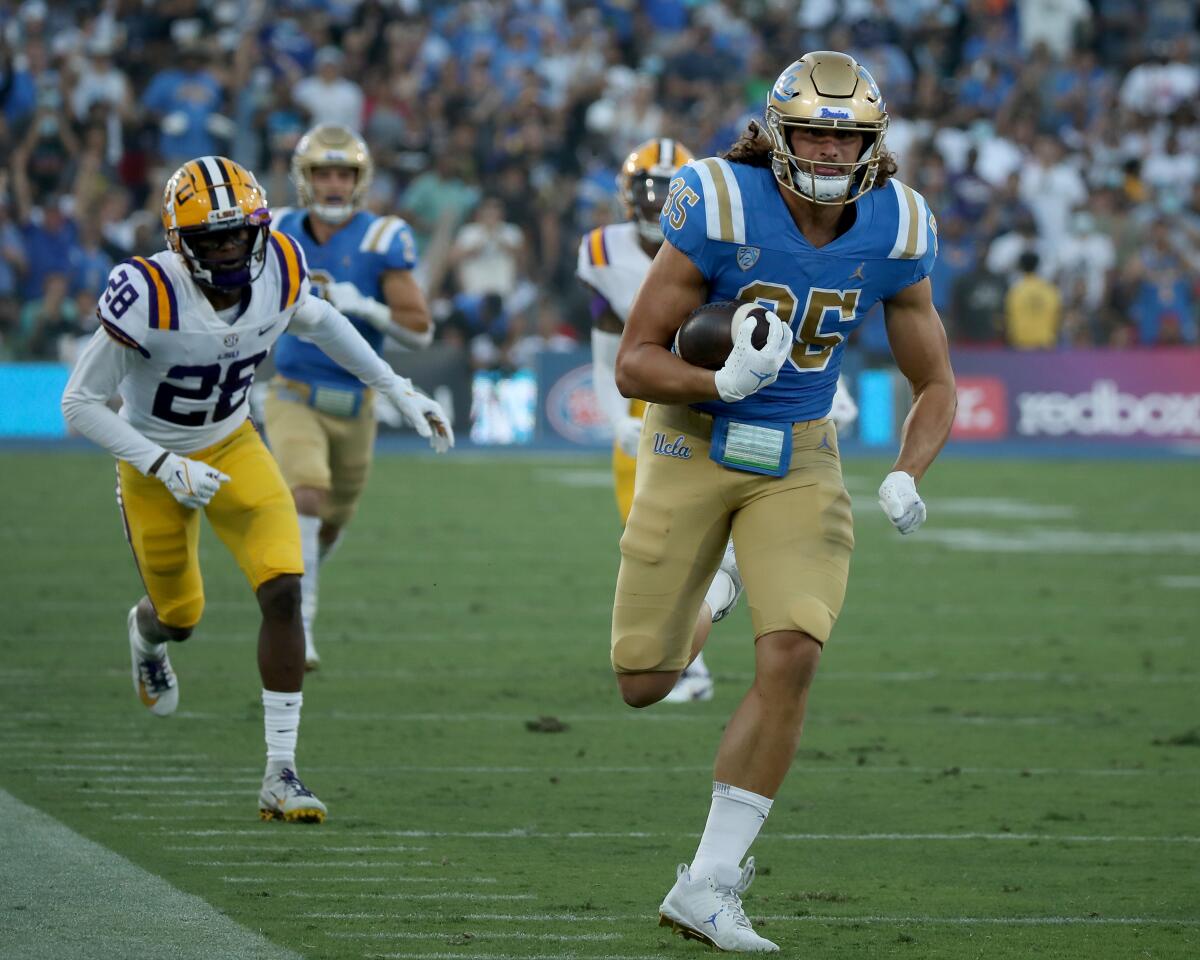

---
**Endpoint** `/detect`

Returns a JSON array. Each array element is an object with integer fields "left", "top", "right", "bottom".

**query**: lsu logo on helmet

[{"left": 162, "top": 157, "right": 271, "bottom": 290}]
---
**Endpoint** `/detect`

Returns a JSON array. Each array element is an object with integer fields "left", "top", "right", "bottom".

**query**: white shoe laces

[{"left": 717, "top": 858, "right": 757, "bottom": 932}]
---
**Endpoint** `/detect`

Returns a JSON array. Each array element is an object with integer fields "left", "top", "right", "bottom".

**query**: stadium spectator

[
  {"left": 1124, "top": 219, "right": 1198, "bottom": 345},
  {"left": 293, "top": 47, "right": 364, "bottom": 131},
  {"left": 448, "top": 196, "right": 526, "bottom": 301},
  {"left": 1005, "top": 251, "right": 1062, "bottom": 349},
  {"left": 0, "top": 0, "right": 1195, "bottom": 362},
  {"left": 140, "top": 35, "right": 227, "bottom": 165},
  {"left": 949, "top": 246, "right": 1008, "bottom": 346}
]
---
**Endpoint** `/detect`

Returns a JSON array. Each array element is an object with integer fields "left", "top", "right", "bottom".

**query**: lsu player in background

[
  {"left": 61, "top": 156, "right": 452, "bottom": 824},
  {"left": 265, "top": 125, "right": 433, "bottom": 670},
  {"left": 579, "top": 138, "right": 859, "bottom": 705},
  {"left": 612, "top": 53, "right": 955, "bottom": 950},
  {"left": 579, "top": 137, "right": 726, "bottom": 704}
]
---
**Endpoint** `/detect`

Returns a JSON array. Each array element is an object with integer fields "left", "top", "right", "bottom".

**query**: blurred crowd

[{"left": 1, "top": 0, "right": 1198, "bottom": 367}]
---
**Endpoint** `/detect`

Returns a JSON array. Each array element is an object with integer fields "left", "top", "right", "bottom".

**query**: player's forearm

[
  {"left": 292, "top": 297, "right": 399, "bottom": 391},
  {"left": 387, "top": 305, "right": 434, "bottom": 348},
  {"left": 590, "top": 328, "right": 635, "bottom": 425},
  {"left": 615, "top": 341, "right": 720, "bottom": 405},
  {"left": 892, "top": 378, "right": 956, "bottom": 482},
  {"left": 61, "top": 391, "right": 165, "bottom": 474}
]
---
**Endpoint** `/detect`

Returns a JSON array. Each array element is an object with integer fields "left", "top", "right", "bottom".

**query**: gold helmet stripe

[{"left": 694, "top": 158, "right": 746, "bottom": 244}]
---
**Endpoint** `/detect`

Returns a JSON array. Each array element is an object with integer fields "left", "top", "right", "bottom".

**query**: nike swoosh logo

[{"left": 258, "top": 323, "right": 277, "bottom": 336}]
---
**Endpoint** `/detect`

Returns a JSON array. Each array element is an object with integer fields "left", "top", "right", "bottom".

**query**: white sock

[
  {"left": 297, "top": 514, "right": 321, "bottom": 644},
  {"left": 685, "top": 651, "right": 711, "bottom": 678},
  {"left": 130, "top": 610, "right": 165, "bottom": 658},
  {"left": 689, "top": 782, "right": 773, "bottom": 880},
  {"left": 704, "top": 570, "right": 737, "bottom": 621},
  {"left": 262, "top": 689, "right": 302, "bottom": 773}
]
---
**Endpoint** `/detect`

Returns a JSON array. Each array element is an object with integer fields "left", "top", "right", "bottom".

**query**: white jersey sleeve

[
  {"left": 62, "top": 329, "right": 168, "bottom": 475},
  {"left": 289, "top": 295, "right": 399, "bottom": 392}
]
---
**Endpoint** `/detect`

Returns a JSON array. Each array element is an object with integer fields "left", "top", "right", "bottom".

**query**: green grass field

[{"left": 1, "top": 450, "right": 1197, "bottom": 959}]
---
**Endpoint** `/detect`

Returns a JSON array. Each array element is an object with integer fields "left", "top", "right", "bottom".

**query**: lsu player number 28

[
  {"left": 266, "top": 124, "right": 434, "bottom": 671},
  {"left": 61, "top": 156, "right": 453, "bottom": 824},
  {"left": 611, "top": 53, "right": 956, "bottom": 951}
]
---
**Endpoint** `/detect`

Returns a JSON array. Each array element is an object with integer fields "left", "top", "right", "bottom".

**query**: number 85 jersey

[{"left": 75, "top": 232, "right": 310, "bottom": 462}]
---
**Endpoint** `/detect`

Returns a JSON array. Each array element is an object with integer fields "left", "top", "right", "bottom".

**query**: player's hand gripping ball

[{"left": 674, "top": 300, "right": 771, "bottom": 370}]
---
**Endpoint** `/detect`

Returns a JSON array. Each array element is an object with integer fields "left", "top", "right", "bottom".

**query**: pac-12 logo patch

[{"left": 736, "top": 246, "right": 760, "bottom": 271}]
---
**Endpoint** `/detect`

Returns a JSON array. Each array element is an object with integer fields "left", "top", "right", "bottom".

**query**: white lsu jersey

[
  {"left": 93, "top": 232, "right": 310, "bottom": 454},
  {"left": 576, "top": 221, "right": 653, "bottom": 324}
]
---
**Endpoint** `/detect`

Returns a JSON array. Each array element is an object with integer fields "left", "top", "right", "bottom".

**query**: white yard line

[
  {"left": 0, "top": 788, "right": 300, "bottom": 960},
  {"left": 164, "top": 826, "right": 1200, "bottom": 844}
]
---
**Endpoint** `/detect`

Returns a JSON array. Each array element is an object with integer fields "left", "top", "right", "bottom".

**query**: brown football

[{"left": 673, "top": 300, "right": 771, "bottom": 371}]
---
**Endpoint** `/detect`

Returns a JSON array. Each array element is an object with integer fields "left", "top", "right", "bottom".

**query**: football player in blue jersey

[
  {"left": 264, "top": 125, "right": 435, "bottom": 670},
  {"left": 611, "top": 52, "right": 957, "bottom": 951}
]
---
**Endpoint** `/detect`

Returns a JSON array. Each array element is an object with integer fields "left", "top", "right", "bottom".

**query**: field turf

[{"left": 1, "top": 450, "right": 1197, "bottom": 959}]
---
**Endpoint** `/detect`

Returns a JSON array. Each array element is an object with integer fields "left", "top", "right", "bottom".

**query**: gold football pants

[
  {"left": 611, "top": 403, "right": 854, "bottom": 673},
  {"left": 117, "top": 420, "right": 303, "bottom": 629}
]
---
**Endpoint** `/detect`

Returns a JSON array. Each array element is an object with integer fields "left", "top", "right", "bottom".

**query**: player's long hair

[{"left": 722, "top": 119, "right": 897, "bottom": 191}]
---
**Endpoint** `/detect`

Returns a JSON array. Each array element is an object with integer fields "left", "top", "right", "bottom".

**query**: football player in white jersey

[
  {"left": 266, "top": 124, "right": 434, "bottom": 671},
  {"left": 61, "top": 156, "right": 453, "bottom": 824},
  {"left": 579, "top": 138, "right": 860, "bottom": 704}
]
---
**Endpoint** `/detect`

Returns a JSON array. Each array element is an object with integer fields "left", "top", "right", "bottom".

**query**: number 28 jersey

[
  {"left": 92, "top": 232, "right": 310, "bottom": 454},
  {"left": 662, "top": 158, "right": 938, "bottom": 422}
]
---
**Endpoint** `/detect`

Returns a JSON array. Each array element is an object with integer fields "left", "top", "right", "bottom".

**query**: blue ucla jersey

[
  {"left": 272, "top": 208, "right": 417, "bottom": 392},
  {"left": 662, "top": 158, "right": 938, "bottom": 422}
]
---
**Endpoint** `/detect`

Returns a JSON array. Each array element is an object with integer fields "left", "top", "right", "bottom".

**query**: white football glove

[
  {"left": 830, "top": 376, "right": 858, "bottom": 431},
  {"left": 713, "top": 308, "right": 793, "bottom": 403},
  {"left": 155, "top": 453, "right": 230, "bottom": 509},
  {"left": 326, "top": 280, "right": 392, "bottom": 333},
  {"left": 614, "top": 415, "right": 643, "bottom": 457},
  {"left": 878, "top": 470, "right": 926, "bottom": 535},
  {"left": 384, "top": 377, "right": 455, "bottom": 453}
]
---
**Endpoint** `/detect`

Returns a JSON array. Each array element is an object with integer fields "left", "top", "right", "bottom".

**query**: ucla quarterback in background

[
  {"left": 265, "top": 125, "right": 433, "bottom": 670},
  {"left": 62, "top": 156, "right": 452, "bottom": 824},
  {"left": 611, "top": 53, "right": 956, "bottom": 950}
]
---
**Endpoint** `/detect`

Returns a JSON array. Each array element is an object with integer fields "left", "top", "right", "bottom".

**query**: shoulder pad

[
  {"left": 884, "top": 179, "right": 937, "bottom": 262},
  {"left": 359, "top": 215, "right": 405, "bottom": 253},
  {"left": 578, "top": 226, "right": 611, "bottom": 270},
  {"left": 268, "top": 231, "right": 309, "bottom": 310},
  {"left": 688, "top": 158, "right": 747, "bottom": 244},
  {"left": 96, "top": 258, "right": 178, "bottom": 350}
]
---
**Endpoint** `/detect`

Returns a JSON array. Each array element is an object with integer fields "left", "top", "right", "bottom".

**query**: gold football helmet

[
  {"left": 161, "top": 156, "right": 271, "bottom": 290},
  {"left": 291, "top": 123, "right": 373, "bottom": 223},
  {"left": 765, "top": 51, "right": 888, "bottom": 205},
  {"left": 617, "top": 137, "right": 694, "bottom": 243}
]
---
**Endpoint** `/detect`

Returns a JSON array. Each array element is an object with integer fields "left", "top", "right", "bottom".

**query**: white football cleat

[
  {"left": 128, "top": 606, "right": 178, "bottom": 717},
  {"left": 259, "top": 767, "right": 327, "bottom": 824},
  {"left": 710, "top": 539, "right": 743, "bottom": 623},
  {"left": 659, "top": 858, "right": 778, "bottom": 952},
  {"left": 663, "top": 656, "right": 714, "bottom": 703}
]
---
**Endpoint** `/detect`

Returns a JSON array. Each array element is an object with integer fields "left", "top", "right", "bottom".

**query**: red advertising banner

[{"left": 949, "top": 348, "right": 1200, "bottom": 442}]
